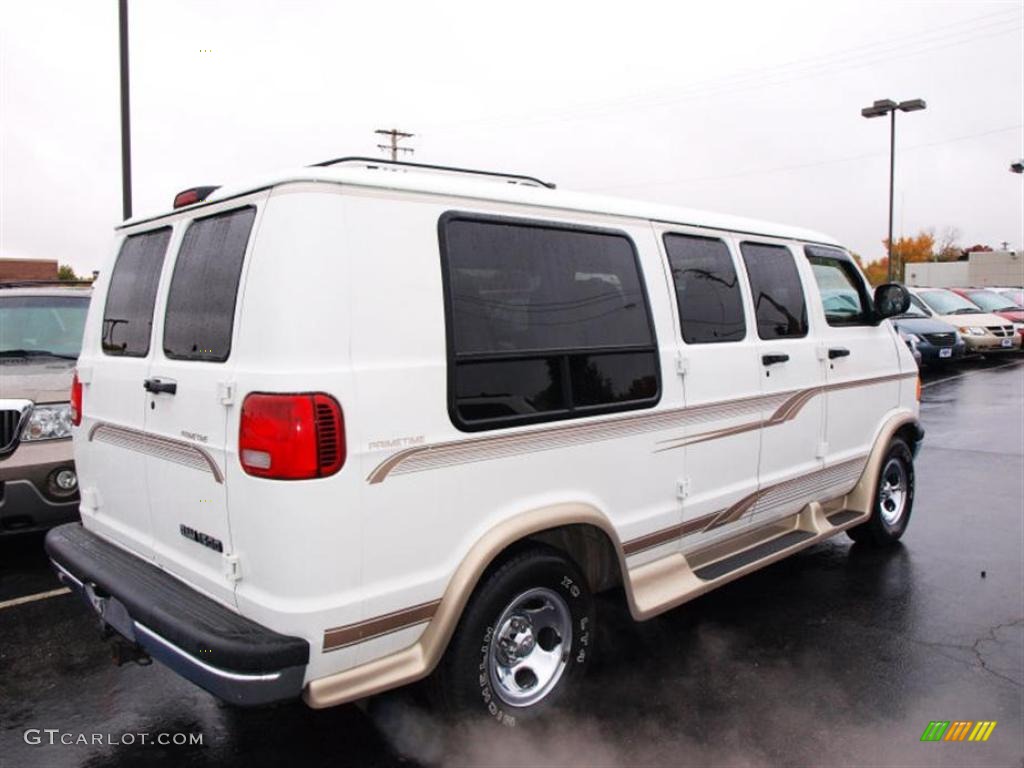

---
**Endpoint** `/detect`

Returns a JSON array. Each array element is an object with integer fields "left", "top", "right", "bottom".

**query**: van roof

[{"left": 119, "top": 162, "right": 841, "bottom": 246}]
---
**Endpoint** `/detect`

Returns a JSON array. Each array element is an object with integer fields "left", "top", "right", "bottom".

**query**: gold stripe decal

[
  {"left": 88, "top": 423, "right": 224, "bottom": 484},
  {"left": 367, "top": 372, "right": 913, "bottom": 484},
  {"left": 623, "top": 455, "right": 868, "bottom": 556},
  {"left": 323, "top": 600, "right": 441, "bottom": 652}
]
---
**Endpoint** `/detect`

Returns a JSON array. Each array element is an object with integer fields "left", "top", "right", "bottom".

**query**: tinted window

[
  {"left": 664, "top": 234, "right": 745, "bottom": 343},
  {"left": 163, "top": 207, "right": 255, "bottom": 362},
  {"left": 455, "top": 357, "right": 566, "bottom": 424},
  {"left": 445, "top": 219, "right": 652, "bottom": 354},
  {"left": 102, "top": 228, "right": 171, "bottom": 356},
  {"left": 805, "top": 245, "right": 871, "bottom": 326},
  {"left": 569, "top": 352, "right": 659, "bottom": 407},
  {"left": 442, "top": 215, "right": 659, "bottom": 430},
  {"left": 740, "top": 242, "right": 808, "bottom": 340}
]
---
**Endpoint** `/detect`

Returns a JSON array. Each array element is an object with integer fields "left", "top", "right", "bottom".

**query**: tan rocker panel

[
  {"left": 305, "top": 408, "right": 919, "bottom": 709},
  {"left": 88, "top": 423, "right": 224, "bottom": 483},
  {"left": 367, "top": 372, "right": 915, "bottom": 484}
]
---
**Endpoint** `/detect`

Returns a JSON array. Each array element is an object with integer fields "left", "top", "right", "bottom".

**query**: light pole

[
  {"left": 118, "top": 0, "right": 132, "bottom": 220},
  {"left": 861, "top": 98, "right": 926, "bottom": 282}
]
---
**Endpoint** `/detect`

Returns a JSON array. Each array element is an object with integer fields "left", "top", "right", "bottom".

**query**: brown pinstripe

[
  {"left": 323, "top": 600, "right": 442, "bottom": 652},
  {"left": 367, "top": 372, "right": 914, "bottom": 483}
]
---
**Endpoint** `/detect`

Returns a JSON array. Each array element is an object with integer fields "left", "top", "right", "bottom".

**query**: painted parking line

[
  {"left": 921, "top": 359, "right": 1024, "bottom": 389},
  {"left": 0, "top": 587, "right": 71, "bottom": 611}
]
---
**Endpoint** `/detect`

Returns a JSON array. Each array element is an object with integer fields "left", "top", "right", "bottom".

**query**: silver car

[{"left": 0, "top": 284, "right": 90, "bottom": 534}]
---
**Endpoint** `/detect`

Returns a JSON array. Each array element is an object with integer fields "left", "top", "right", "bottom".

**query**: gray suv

[{"left": 0, "top": 284, "right": 90, "bottom": 534}]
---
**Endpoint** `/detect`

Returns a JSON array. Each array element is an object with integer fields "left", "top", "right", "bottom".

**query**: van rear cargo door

[
  {"left": 142, "top": 205, "right": 258, "bottom": 607},
  {"left": 78, "top": 227, "right": 172, "bottom": 558}
]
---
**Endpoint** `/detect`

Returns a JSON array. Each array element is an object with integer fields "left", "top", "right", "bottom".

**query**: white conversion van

[{"left": 47, "top": 158, "right": 922, "bottom": 723}]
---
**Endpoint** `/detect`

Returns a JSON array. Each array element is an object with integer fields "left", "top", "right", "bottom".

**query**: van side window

[
  {"left": 102, "top": 227, "right": 172, "bottom": 357},
  {"left": 740, "top": 242, "right": 808, "bottom": 340},
  {"left": 440, "top": 215, "right": 660, "bottom": 430},
  {"left": 663, "top": 234, "right": 745, "bottom": 343},
  {"left": 163, "top": 207, "right": 256, "bottom": 362},
  {"left": 804, "top": 245, "right": 873, "bottom": 326}
]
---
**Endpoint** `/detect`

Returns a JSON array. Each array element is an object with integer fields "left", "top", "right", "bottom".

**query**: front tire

[
  {"left": 847, "top": 438, "right": 915, "bottom": 546},
  {"left": 431, "top": 547, "right": 594, "bottom": 726}
]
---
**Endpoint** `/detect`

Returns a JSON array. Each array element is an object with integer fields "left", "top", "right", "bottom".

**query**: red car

[{"left": 951, "top": 288, "right": 1024, "bottom": 342}]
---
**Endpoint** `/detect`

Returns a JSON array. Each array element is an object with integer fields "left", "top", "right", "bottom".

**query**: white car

[{"left": 47, "top": 157, "right": 922, "bottom": 723}]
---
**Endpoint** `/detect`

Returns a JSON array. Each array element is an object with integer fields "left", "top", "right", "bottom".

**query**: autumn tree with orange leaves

[{"left": 857, "top": 228, "right": 984, "bottom": 285}]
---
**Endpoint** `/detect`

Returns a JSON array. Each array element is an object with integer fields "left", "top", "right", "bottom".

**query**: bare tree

[{"left": 934, "top": 226, "right": 962, "bottom": 262}]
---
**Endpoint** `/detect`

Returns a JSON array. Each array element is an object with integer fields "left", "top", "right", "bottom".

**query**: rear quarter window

[
  {"left": 163, "top": 207, "right": 256, "bottom": 362},
  {"left": 440, "top": 214, "right": 660, "bottom": 431}
]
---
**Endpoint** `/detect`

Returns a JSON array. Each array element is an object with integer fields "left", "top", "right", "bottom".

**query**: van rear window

[
  {"left": 163, "top": 207, "right": 255, "bottom": 362},
  {"left": 440, "top": 214, "right": 660, "bottom": 431},
  {"left": 102, "top": 227, "right": 172, "bottom": 357}
]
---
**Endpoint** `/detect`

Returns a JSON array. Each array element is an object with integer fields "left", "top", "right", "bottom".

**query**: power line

[
  {"left": 375, "top": 128, "right": 415, "bottom": 161},
  {"left": 422, "top": 8, "right": 1022, "bottom": 133},
  {"left": 583, "top": 124, "right": 1024, "bottom": 193}
]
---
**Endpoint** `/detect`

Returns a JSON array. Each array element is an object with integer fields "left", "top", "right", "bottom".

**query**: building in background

[
  {"left": 905, "top": 250, "right": 1023, "bottom": 288},
  {"left": 0, "top": 258, "right": 59, "bottom": 282}
]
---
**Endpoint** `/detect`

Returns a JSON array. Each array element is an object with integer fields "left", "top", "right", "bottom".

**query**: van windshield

[
  {"left": 0, "top": 295, "right": 89, "bottom": 359},
  {"left": 918, "top": 290, "right": 983, "bottom": 316},
  {"left": 964, "top": 290, "right": 1021, "bottom": 312}
]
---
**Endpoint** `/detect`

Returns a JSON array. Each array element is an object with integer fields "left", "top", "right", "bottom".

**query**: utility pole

[
  {"left": 375, "top": 128, "right": 414, "bottom": 161},
  {"left": 118, "top": 0, "right": 132, "bottom": 220}
]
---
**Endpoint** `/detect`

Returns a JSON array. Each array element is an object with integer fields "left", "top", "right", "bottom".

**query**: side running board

[{"left": 694, "top": 530, "right": 816, "bottom": 581}]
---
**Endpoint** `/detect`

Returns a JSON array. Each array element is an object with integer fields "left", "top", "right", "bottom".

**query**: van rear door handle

[
  {"left": 143, "top": 378, "right": 177, "bottom": 395},
  {"left": 828, "top": 347, "right": 851, "bottom": 359},
  {"left": 761, "top": 354, "right": 790, "bottom": 366}
]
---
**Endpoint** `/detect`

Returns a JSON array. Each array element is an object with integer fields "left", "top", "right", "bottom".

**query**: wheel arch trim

[
  {"left": 843, "top": 410, "right": 922, "bottom": 516},
  {"left": 304, "top": 502, "right": 627, "bottom": 708}
]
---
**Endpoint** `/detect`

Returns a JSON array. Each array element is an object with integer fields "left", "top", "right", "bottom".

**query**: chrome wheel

[
  {"left": 488, "top": 587, "right": 572, "bottom": 708},
  {"left": 878, "top": 457, "right": 908, "bottom": 525}
]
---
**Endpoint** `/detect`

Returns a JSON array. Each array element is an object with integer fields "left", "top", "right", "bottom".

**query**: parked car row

[{"left": 892, "top": 286, "right": 1023, "bottom": 366}]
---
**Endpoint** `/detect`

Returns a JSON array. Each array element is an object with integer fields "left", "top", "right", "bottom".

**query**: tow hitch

[
  {"left": 107, "top": 633, "right": 152, "bottom": 667},
  {"left": 82, "top": 581, "right": 151, "bottom": 666}
]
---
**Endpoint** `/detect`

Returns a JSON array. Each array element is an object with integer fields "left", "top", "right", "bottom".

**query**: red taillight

[
  {"left": 70, "top": 371, "right": 83, "bottom": 427},
  {"left": 239, "top": 393, "right": 345, "bottom": 479}
]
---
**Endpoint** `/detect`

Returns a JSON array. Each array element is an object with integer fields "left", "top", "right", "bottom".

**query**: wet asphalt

[{"left": 1, "top": 357, "right": 1021, "bottom": 768}]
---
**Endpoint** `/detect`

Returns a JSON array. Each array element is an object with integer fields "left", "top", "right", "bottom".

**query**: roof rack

[
  {"left": 0, "top": 280, "right": 94, "bottom": 289},
  {"left": 311, "top": 156, "right": 556, "bottom": 190}
]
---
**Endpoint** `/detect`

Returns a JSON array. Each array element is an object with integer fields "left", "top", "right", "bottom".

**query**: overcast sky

[{"left": 1, "top": 0, "right": 1022, "bottom": 275}]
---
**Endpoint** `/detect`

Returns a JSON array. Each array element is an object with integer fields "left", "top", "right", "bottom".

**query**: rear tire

[
  {"left": 847, "top": 438, "right": 915, "bottom": 546},
  {"left": 430, "top": 547, "right": 594, "bottom": 726}
]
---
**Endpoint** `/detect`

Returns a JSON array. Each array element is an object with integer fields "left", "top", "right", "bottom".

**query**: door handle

[
  {"left": 828, "top": 347, "right": 851, "bottom": 360},
  {"left": 143, "top": 378, "right": 177, "bottom": 395},
  {"left": 761, "top": 354, "right": 790, "bottom": 366}
]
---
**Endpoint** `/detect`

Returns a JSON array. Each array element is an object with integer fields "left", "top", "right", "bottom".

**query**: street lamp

[
  {"left": 1011, "top": 160, "right": 1024, "bottom": 174},
  {"left": 861, "top": 98, "right": 927, "bottom": 282}
]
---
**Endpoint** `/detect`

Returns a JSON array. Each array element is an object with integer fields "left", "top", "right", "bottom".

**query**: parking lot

[{"left": 1, "top": 357, "right": 1021, "bottom": 768}]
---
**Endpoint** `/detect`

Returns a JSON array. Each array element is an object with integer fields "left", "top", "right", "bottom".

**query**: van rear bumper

[{"left": 44, "top": 523, "right": 309, "bottom": 706}]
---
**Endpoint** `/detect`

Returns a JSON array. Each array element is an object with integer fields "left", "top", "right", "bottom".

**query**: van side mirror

[{"left": 873, "top": 283, "right": 911, "bottom": 322}]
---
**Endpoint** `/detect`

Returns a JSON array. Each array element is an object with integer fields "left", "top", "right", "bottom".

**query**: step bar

[{"left": 626, "top": 501, "right": 870, "bottom": 619}]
